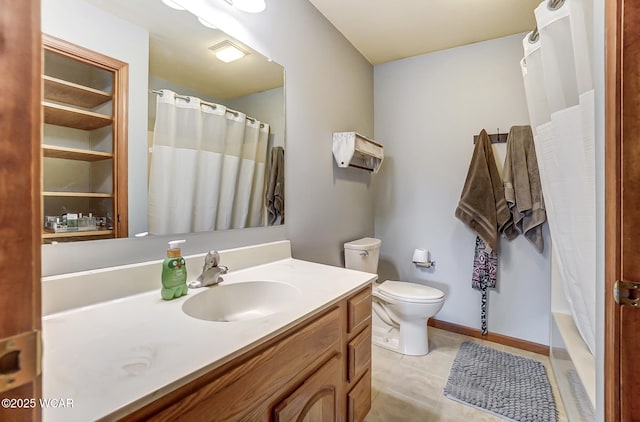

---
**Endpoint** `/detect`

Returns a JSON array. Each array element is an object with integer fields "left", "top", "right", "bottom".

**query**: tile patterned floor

[{"left": 365, "top": 327, "right": 569, "bottom": 422}]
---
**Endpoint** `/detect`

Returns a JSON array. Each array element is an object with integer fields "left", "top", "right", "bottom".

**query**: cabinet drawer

[
  {"left": 348, "top": 325, "right": 371, "bottom": 382},
  {"left": 348, "top": 286, "right": 372, "bottom": 333},
  {"left": 347, "top": 369, "right": 371, "bottom": 422},
  {"left": 150, "top": 307, "right": 341, "bottom": 421}
]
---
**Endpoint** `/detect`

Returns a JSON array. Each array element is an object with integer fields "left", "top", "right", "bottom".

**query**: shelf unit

[
  {"left": 42, "top": 144, "right": 113, "bottom": 161},
  {"left": 42, "top": 230, "right": 114, "bottom": 239},
  {"left": 42, "top": 34, "right": 129, "bottom": 243},
  {"left": 43, "top": 192, "right": 114, "bottom": 198},
  {"left": 43, "top": 74, "right": 112, "bottom": 108},
  {"left": 43, "top": 101, "right": 112, "bottom": 130}
]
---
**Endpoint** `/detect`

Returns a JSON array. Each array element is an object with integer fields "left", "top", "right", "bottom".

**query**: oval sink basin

[{"left": 182, "top": 281, "right": 301, "bottom": 322}]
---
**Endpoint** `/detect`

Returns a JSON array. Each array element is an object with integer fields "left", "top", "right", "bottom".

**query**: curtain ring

[
  {"left": 528, "top": 27, "right": 539, "bottom": 44},
  {"left": 547, "top": 0, "right": 565, "bottom": 11}
]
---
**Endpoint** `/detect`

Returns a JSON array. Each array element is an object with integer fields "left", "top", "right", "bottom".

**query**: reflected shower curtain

[
  {"left": 521, "top": 0, "right": 595, "bottom": 354},
  {"left": 148, "top": 90, "right": 202, "bottom": 235},
  {"left": 231, "top": 119, "right": 260, "bottom": 229},
  {"left": 148, "top": 89, "right": 271, "bottom": 235},
  {"left": 215, "top": 112, "right": 245, "bottom": 231},
  {"left": 192, "top": 102, "right": 227, "bottom": 232}
]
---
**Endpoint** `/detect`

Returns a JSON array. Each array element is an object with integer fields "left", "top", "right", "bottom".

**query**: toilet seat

[{"left": 376, "top": 280, "right": 444, "bottom": 304}]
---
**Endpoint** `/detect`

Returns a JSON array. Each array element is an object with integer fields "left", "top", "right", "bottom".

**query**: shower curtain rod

[
  {"left": 528, "top": 0, "right": 565, "bottom": 43},
  {"left": 150, "top": 89, "right": 265, "bottom": 127}
]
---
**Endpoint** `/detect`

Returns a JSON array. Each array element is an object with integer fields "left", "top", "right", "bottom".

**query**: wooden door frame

[
  {"left": 0, "top": 1, "right": 42, "bottom": 421},
  {"left": 604, "top": 0, "right": 620, "bottom": 412}
]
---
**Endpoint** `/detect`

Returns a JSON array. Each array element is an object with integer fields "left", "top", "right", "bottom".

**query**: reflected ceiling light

[
  {"left": 161, "top": 0, "right": 185, "bottom": 10},
  {"left": 209, "top": 41, "right": 248, "bottom": 63},
  {"left": 197, "top": 16, "right": 217, "bottom": 29},
  {"left": 224, "top": 0, "right": 266, "bottom": 13}
]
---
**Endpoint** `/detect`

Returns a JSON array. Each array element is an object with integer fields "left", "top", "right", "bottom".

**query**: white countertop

[{"left": 42, "top": 258, "right": 375, "bottom": 421}]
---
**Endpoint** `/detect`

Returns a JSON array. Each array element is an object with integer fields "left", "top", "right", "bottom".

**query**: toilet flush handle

[{"left": 360, "top": 251, "right": 369, "bottom": 257}]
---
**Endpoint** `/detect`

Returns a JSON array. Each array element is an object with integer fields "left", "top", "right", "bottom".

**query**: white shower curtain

[
  {"left": 521, "top": 0, "right": 595, "bottom": 354},
  {"left": 148, "top": 89, "right": 271, "bottom": 235}
]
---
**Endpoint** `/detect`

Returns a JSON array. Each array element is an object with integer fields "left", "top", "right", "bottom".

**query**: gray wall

[
  {"left": 226, "top": 87, "right": 285, "bottom": 148},
  {"left": 192, "top": 0, "right": 376, "bottom": 266},
  {"left": 373, "top": 34, "right": 552, "bottom": 345},
  {"left": 41, "top": 0, "right": 374, "bottom": 275}
]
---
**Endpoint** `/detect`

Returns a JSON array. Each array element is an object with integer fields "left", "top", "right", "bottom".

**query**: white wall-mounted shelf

[{"left": 332, "top": 131, "right": 384, "bottom": 173}]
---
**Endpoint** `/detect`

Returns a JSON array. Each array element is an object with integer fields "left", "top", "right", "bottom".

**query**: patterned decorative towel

[{"left": 472, "top": 236, "right": 497, "bottom": 335}]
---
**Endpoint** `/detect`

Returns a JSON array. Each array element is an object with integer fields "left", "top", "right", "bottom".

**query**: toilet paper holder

[
  {"left": 414, "top": 260, "right": 436, "bottom": 268},
  {"left": 412, "top": 248, "right": 436, "bottom": 268}
]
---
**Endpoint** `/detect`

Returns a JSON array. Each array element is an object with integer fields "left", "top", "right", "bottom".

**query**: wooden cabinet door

[{"left": 273, "top": 355, "right": 341, "bottom": 422}]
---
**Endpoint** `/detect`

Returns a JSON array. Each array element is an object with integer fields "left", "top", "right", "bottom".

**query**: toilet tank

[{"left": 344, "top": 237, "right": 381, "bottom": 273}]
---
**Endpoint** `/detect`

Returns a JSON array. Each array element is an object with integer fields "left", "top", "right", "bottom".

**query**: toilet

[{"left": 344, "top": 237, "right": 445, "bottom": 356}]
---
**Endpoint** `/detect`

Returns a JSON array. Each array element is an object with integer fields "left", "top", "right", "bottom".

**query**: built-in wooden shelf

[
  {"left": 42, "top": 144, "right": 113, "bottom": 161},
  {"left": 43, "top": 191, "right": 113, "bottom": 198},
  {"left": 43, "top": 101, "right": 112, "bottom": 130},
  {"left": 42, "top": 34, "right": 128, "bottom": 243},
  {"left": 42, "top": 230, "right": 114, "bottom": 239},
  {"left": 43, "top": 75, "right": 112, "bottom": 108}
]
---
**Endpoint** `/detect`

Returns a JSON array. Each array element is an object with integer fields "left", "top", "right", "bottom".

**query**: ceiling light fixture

[
  {"left": 224, "top": 0, "right": 266, "bottom": 13},
  {"left": 209, "top": 41, "right": 248, "bottom": 63},
  {"left": 160, "top": 0, "right": 185, "bottom": 10}
]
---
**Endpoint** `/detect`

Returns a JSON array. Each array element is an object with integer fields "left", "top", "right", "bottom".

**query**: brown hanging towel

[
  {"left": 502, "top": 125, "right": 547, "bottom": 252},
  {"left": 266, "top": 146, "right": 285, "bottom": 225},
  {"left": 456, "top": 129, "right": 514, "bottom": 335}
]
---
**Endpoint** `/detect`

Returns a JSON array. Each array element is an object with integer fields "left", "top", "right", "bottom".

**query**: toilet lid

[{"left": 378, "top": 280, "right": 444, "bottom": 303}]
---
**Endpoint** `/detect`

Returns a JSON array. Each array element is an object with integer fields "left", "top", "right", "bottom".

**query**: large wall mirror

[{"left": 41, "top": 0, "right": 285, "bottom": 245}]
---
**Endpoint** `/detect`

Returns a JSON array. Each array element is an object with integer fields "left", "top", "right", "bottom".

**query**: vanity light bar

[
  {"left": 197, "top": 16, "right": 217, "bottom": 29},
  {"left": 160, "top": 0, "right": 185, "bottom": 10},
  {"left": 224, "top": 0, "right": 266, "bottom": 13}
]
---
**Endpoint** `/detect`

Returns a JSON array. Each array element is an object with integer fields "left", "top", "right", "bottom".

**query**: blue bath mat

[{"left": 444, "top": 341, "right": 558, "bottom": 422}]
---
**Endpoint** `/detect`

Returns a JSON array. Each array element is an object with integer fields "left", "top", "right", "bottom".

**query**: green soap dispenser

[{"left": 161, "top": 239, "right": 188, "bottom": 300}]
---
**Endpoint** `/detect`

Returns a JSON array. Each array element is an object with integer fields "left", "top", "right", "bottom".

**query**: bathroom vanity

[
  {"left": 42, "top": 241, "right": 374, "bottom": 421},
  {"left": 125, "top": 284, "right": 372, "bottom": 421}
]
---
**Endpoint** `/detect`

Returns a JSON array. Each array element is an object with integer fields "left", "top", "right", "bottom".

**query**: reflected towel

[
  {"left": 266, "top": 146, "right": 284, "bottom": 225},
  {"left": 455, "top": 130, "right": 514, "bottom": 252},
  {"left": 502, "top": 125, "right": 546, "bottom": 252}
]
